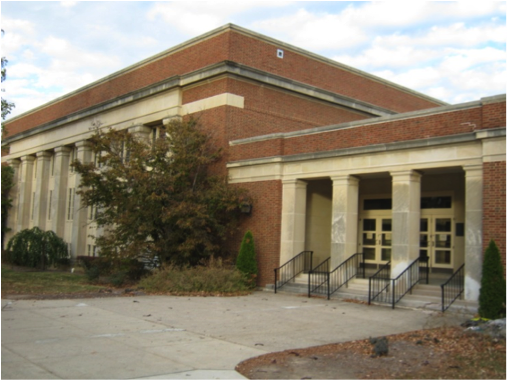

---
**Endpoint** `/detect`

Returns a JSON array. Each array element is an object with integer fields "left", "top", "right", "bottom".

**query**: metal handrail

[
  {"left": 441, "top": 264, "right": 465, "bottom": 312},
  {"left": 274, "top": 251, "right": 313, "bottom": 293},
  {"left": 391, "top": 257, "right": 424, "bottom": 309},
  {"left": 308, "top": 257, "right": 330, "bottom": 297},
  {"left": 368, "top": 261, "right": 391, "bottom": 305},
  {"left": 327, "top": 252, "right": 365, "bottom": 299}
]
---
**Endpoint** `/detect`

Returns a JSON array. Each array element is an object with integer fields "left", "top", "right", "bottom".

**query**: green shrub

[
  {"left": 78, "top": 256, "right": 146, "bottom": 285},
  {"left": 6, "top": 227, "right": 68, "bottom": 269},
  {"left": 479, "top": 240, "right": 506, "bottom": 319},
  {"left": 139, "top": 258, "right": 250, "bottom": 295},
  {"left": 236, "top": 230, "right": 258, "bottom": 287}
]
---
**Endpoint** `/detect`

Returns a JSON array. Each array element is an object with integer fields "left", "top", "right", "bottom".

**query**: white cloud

[{"left": 60, "top": 1, "right": 78, "bottom": 8}]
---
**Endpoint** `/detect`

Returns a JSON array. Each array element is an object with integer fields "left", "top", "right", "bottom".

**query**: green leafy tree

[
  {"left": 1, "top": 164, "right": 15, "bottom": 246},
  {"left": 478, "top": 240, "right": 506, "bottom": 319},
  {"left": 6, "top": 227, "right": 69, "bottom": 269},
  {"left": 73, "top": 119, "right": 250, "bottom": 267},
  {"left": 236, "top": 230, "right": 258, "bottom": 285}
]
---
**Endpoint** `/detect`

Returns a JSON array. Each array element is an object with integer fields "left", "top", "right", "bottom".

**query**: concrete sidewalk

[{"left": 2, "top": 291, "right": 473, "bottom": 379}]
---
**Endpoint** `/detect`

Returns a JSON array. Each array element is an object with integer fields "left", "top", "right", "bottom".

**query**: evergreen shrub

[
  {"left": 478, "top": 240, "right": 506, "bottom": 319},
  {"left": 236, "top": 230, "right": 258, "bottom": 287}
]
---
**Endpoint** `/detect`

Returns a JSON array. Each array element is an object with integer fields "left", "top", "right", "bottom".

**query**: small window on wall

[
  {"left": 69, "top": 148, "right": 76, "bottom": 173},
  {"left": 421, "top": 196, "right": 452, "bottom": 209},
  {"left": 48, "top": 190, "right": 53, "bottom": 220},
  {"left": 364, "top": 198, "right": 392, "bottom": 210},
  {"left": 50, "top": 154, "right": 55, "bottom": 176}
]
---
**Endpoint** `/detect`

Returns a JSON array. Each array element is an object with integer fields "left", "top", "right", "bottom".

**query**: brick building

[{"left": 2, "top": 24, "right": 505, "bottom": 302}]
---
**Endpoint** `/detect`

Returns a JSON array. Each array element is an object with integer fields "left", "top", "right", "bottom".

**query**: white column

[
  {"left": 390, "top": 170, "right": 422, "bottom": 278},
  {"left": 331, "top": 175, "right": 360, "bottom": 268},
  {"left": 279, "top": 179, "right": 308, "bottom": 266},
  {"left": 17, "top": 155, "right": 36, "bottom": 232},
  {"left": 71, "top": 141, "right": 92, "bottom": 259},
  {"left": 463, "top": 164, "right": 483, "bottom": 301},
  {"left": 51, "top": 147, "right": 72, "bottom": 237},
  {"left": 128, "top": 125, "right": 152, "bottom": 142},
  {"left": 3, "top": 159, "right": 21, "bottom": 247},
  {"left": 33, "top": 151, "right": 52, "bottom": 230}
]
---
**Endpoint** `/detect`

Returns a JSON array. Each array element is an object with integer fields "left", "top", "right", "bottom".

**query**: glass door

[
  {"left": 420, "top": 217, "right": 453, "bottom": 268},
  {"left": 360, "top": 217, "right": 392, "bottom": 264}
]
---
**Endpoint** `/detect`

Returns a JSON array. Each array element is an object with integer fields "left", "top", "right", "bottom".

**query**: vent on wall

[{"left": 277, "top": 49, "right": 284, "bottom": 59}]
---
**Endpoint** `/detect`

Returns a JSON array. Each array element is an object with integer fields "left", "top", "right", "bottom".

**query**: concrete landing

[{"left": 1, "top": 291, "right": 473, "bottom": 379}]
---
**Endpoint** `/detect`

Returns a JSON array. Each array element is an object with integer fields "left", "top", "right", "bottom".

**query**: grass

[{"left": 1, "top": 265, "right": 106, "bottom": 296}]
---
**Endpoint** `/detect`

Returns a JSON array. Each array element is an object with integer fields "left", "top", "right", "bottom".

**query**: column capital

[
  {"left": 75, "top": 140, "right": 93, "bottom": 150},
  {"left": 331, "top": 175, "right": 360, "bottom": 186},
  {"left": 7, "top": 158, "right": 21, "bottom": 167},
  {"left": 20, "top": 155, "right": 36, "bottom": 163},
  {"left": 54, "top": 146, "right": 72, "bottom": 155},
  {"left": 463, "top": 164, "right": 483, "bottom": 176},
  {"left": 128, "top": 125, "right": 152, "bottom": 135},
  {"left": 282, "top": 179, "right": 308, "bottom": 187},
  {"left": 36, "top": 151, "right": 53, "bottom": 159},
  {"left": 390, "top": 169, "right": 422, "bottom": 182}
]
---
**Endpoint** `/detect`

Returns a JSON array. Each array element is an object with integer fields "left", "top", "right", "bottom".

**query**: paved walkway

[{"left": 2, "top": 291, "right": 472, "bottom": 379}]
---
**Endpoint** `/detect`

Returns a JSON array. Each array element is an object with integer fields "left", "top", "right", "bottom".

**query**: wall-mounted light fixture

[{"left": 240, "top": 202, "right": 253, "bottom": 215}]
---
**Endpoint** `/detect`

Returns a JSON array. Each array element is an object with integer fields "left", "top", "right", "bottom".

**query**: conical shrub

[
  {"left": 236, "top": 231, "right": 258, "bottom": 285},
  {"left": 478, "top": 240, "right": 506, "bottom": 319}
]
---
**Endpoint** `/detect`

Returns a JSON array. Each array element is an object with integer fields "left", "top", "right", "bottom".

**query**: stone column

[
  {"left": 390, "top": 170, "right": 422, "bottom": 278},
  {"left": 3, "top": 159, "right": 21, "bottom": 247},
  {"left": 279, "top": 179, "right": 308, "bottom": 266},
  {"left": 17, "top": 155, "right": 36, "bottom": 232},
  {"left": 128, "top": 125, "right": 152, "bottom": 143},
  {"left": 33, "top": 151, "right": 52, "bottom": 230},
  {"left": 463, "top": 164, "right": 483, "bottom": 301},
  {"left": 330, "top": 175, "right": 360, "bottom": 268},
  {"left": 51, "top": 147, "right": 72, "bottom": 237},
  {"left": 71, "top": 141, "right": 92, "bottom": 259}
]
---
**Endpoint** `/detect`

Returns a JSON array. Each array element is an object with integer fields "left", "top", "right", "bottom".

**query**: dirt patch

[{"left": 236, "top": 326, "right": 506, "bottom": 379}]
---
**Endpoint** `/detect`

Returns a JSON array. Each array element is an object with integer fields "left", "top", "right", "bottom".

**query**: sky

[{"left": 1, "top": 1, "right": 506, "bottom": 119}]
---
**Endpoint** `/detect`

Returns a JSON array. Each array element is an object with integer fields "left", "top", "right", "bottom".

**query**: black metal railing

[
  {"left": 390, "top": 257, "right": 425, "bottom": 309},
  {"left": 368, "top": 261, "right": 391, "bottom": 305},
  {"left": 369, "top": 258, "right": 428, "bottom": 309},
  {"left": 274, "top": 251, "right": 313, "bottom": 293},
  {"left": 441, "top": 264, "right": 465, "bottom": 312},
  {"left": 327, "top": 252, "right": 365, "bottom": 299},
  {"left": 308, "top": 258, "right": 330, "bottom": 297}
]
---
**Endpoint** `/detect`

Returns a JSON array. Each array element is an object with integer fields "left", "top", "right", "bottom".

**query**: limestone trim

[
  {"left": 462, "top": 164, "right": 483, "bottom": 301},
  {"left": 330, "top": 175, "right": 360, "bottom": 268},
  {"left": 182, "top": 93, "right": 244, "bottom": 115},
  {"left": 280, "top": 179, "right": 308, "bottom": 266},
  {"left": 390, "top": 170, "right": 422, "bottom": 279}
]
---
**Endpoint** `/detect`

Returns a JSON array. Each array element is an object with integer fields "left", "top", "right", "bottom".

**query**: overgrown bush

[
  {"left": 479, "top": 240, "right": 506, "bottom": 319},
  {"left": 77, "top": 255, "right": 146, "bottom": 285},
  {"left": 6, "top": 227, "right": 68, "bottom": 269},
  {"left": 236, "top": 230, "right": 258, "bottom": 287},
  {"left": 138, "top": 258, "right": 250, "bottom": 295}
]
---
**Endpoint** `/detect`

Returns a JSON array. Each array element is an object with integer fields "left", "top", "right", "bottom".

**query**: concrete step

[{"left": 267, "top": 277, "right": 477, "bottom": 314}]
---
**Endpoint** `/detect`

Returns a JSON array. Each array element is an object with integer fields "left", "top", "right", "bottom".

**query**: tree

[
  {"left": 6, "top": 227, "right": 69, "bottom": 270},
  {"left": 236, "top": 230, "right": 258, "bottom": 286},
  {"left": 1, "top": 164, "right": 15, "bottom": 246},
  {"left": 478, "top": 240, "right": 506, "bottom": 319},
  {"left": 73, "top": 119, "right": 250, "bottom": 267},
  {"left": 1, "top": 30, "right": 15, "bottom": 136}
]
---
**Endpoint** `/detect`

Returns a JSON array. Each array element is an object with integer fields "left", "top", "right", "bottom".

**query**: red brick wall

[
  {"left": 230, "top": 105, "right": 489, "bottom": 161},
  {"left": 228, "top": 32, "right": 442, "bottom": 113},
  {"left": 5, "top": 27, "right": 442, "bottom": 139},
  {"left": 482, "top": 161, "right": 506, "bottom": 270},
  {"left": 229, "top": 180, "right": 282, "bottom": 286},
  {"left": 481, "top": 101, "right": 506, "bottom": 130}
]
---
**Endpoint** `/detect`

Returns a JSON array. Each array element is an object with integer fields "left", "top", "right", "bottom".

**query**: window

[
  {"left": 67, "top": 188, "right": 74, "bottom": 220},
  {"left": 50, "top": 154, "right": 55, "bottom": 176},
  {"left": 364, "top": 198, "right": 392, "bottom": 210},
  {"left": 69, "top": 148, "right": 76, "bottom": 173},
  {"left": 89, "top": 205, "right": 97, "bottom": 220},
  {"left": 421, "top": 196, "right": 452, "bottom": 209}
]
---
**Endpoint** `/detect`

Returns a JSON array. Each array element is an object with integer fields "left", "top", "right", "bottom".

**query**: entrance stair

[{"left": 266, "top": 275, "right": 478, "bottom": 314}]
